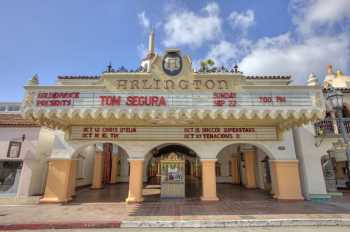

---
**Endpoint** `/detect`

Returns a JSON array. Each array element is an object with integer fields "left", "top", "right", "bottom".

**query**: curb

[
  {"left": 121, "top": 219, "right": 350, "bottom": 228},
  {"left": 1, "top": 219, "right": 350, "bottom": 230},
  {"left": 0, "top": 221, "right": 121, "bottom": 231}
]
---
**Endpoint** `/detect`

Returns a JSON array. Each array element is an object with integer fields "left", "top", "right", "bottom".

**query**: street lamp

[{"left": 327, "top": 87, "right": 350, "bottom": 186}]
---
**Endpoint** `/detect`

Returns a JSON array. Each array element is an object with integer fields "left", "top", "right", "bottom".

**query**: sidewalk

[{"left": 1, "top": 199, "right": 350, "bottom": 230}]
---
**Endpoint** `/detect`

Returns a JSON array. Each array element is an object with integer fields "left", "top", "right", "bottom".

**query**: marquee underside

[{"left": 23, "top": 107, "right": 324, "bottom": 130}]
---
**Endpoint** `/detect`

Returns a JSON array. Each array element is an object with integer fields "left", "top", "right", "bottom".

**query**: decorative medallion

[{"left": 162, "top": 51, "right": 182, "bottom": 76}]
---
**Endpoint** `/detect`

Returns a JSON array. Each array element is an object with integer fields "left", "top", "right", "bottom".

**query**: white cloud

[
  {"left": 235, "top": 0, "right": 350, "bottom": 84},
  {"left": 291, "top": 0, "right": 350, "bottom": 34},
  {"left": 204, "top": 2, "right": 220, "bottom": 16},
  {"left": 163, "top": 2, "right": 222, "bottom": 47},
  {"left": 137, "top": 43, "right": 148, "bottom": 59},
  {"left": 162, "top": 1, "right": 349, "bottom": 83},
  {"left": 138, "top": 11, "right": 150, "bottom": 30},
  {"left": 239, "top": 33, "right": 350, "bottom": 83},
  {"left": 206, "top": 40, "right": 245, "bottom": 67},
  {"left": 228, "top": 10, "right": 255, "bottom": 34}
]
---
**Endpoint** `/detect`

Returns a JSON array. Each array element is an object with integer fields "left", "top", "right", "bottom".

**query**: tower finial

[
  {"left": 148, "top": 31, "right": 155, "bottom": 54},
  {"left": 327, "top": 64, "right": 334, "bottom": 75}
]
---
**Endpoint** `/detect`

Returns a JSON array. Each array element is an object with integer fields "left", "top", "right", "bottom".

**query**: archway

[
  {"left": 143, "top": 143, "right": 201, "bottom": 201},
  {"left": 216, "top": 143, "right": 274, "bottom": 201},
  {"left": 69, "top": 142, "right": 130, "bottom": 203}
]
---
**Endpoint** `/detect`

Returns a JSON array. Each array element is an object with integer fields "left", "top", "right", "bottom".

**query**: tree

[{"left": 199, "top": 59, "right": 215, "bottom": 72}]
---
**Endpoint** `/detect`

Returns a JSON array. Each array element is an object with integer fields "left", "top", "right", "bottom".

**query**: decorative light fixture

[{"left": 327, "top": 87, "right": 344, "bottom": 112}]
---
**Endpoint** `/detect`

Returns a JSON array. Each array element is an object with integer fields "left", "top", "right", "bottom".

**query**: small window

[
  {"left": 7, "top": 105, "right": 20, "bottom": 112},
  {"left": 7, "top": 141, "right": 21, "bottom": 158},
  {"left": 0, "top": 105, "right": 6, "bottom": 112}
]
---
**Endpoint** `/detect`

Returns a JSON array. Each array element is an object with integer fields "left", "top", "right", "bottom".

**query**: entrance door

[{"left": 160, "top": 152, "right": 185, "bottom": 198}]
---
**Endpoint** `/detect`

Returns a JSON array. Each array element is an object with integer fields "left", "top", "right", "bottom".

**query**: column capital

[
  {"left": 128, "top": 158, "right": 145, "bottom": 162},
  {"left": 270, "top": 160, "right": 299, "bottom": 164},
  {"left": 200, "top": 158, "right": 217, "bottom": 163}
]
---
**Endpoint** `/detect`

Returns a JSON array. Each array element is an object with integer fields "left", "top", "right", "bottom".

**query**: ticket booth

[{"left": 160, "top": 152, "right": 185, "bottom": 198}]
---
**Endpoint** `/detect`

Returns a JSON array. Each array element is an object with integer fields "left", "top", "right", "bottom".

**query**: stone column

[
  {"left": 40, "top": 159, "right": 73, "bottom": 203},
  {"left": 126, "top": 159, "right": 144, "bottom": 203},
  {"left": 243, "top": 149, "right": 257, "bottom": 188},
  {"left": 201, "top": 159, "right": 219, "bottom": 201},
  {"left": 68, "top": 159, "right": 77, "bottom": 199},
  {"left": 231, "top": 156, "right": 240, "bottom": 184},
  {"left": 91, "top": 151, "right": 104, "bottom": 189},
  {"left": 270, "top": 160, "right": 304, "bottom": 200},
  {"left": 110, "top": 155, "right": 119, "bottom": 184}
]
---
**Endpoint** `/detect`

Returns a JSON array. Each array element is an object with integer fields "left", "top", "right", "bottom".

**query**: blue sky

[{"left": 0, "top": 0, "right": 349, "bottom": 101}]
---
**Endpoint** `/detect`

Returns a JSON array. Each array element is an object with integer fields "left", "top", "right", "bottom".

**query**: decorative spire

[
  {"left": 106, "top": 62, "right": 114, "bottom": 72},
  {"left": 148, "top": 31, "right": 155, "bottom": 54},
  {"left": 327, "top": 64, "right": 334, "bottom": 75},
  {"left": 336, "top": 70, "right": 344, "bottom": 77},
  {"left": 28, "top": 74, "right": 39, "bottom": 85},
  {"left": 307, "top": 73, "right": 319, "bottom": 86},
  {"left": 234, "top": 64, "right": 239, "bottom": 73}
]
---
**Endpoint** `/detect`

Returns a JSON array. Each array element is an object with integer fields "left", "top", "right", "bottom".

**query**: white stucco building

[{"left": 18, "top": 33, "right": 340, "bottom": 204}]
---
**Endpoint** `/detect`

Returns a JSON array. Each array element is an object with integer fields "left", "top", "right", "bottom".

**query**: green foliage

[{"left": 199, "top": 59, "right": 215, "bottom": 72}]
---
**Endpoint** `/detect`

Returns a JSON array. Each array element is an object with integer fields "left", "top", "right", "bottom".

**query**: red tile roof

[
  {"left": 246, "top": 75, "right": 291, "bottom": 80},
  {"left": 0, "top": 114, "right": 39, "bottom": 127},
  {"left": 58, "top": 76, "right": 100, "bottom": 80},
  {"left": 323, "top": 87, "right": 350, "bottom": 93}
]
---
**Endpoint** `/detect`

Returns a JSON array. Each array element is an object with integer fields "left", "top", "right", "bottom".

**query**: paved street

[{"left": 13, "top": 226, "right": 350, "bottom": 232}]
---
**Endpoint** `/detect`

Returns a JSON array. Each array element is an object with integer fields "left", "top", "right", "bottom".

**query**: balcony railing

[{"left": 314, "top": 118, "right": 350, "bottom": 137}]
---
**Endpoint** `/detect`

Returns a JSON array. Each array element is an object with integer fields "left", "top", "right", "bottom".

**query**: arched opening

[
  {"left": 70, "top": 142, "right": 130, "bottom": 203},
  {"left": 216, "top": 143, "right": 274, "bottom": 200},
  {"left": 143, "top": 143, "right": 201, "bottom": 201}
]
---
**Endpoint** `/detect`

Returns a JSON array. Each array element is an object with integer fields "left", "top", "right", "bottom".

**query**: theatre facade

[{"left": 22, "top": 34, "right": 326, "bottom": 203}]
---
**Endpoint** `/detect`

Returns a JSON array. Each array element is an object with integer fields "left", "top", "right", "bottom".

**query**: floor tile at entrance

[
  {"left": 72, "top": 183, "right": 129, "bottom": 203},
  {"left": 70, "top": 183, "right": 350, "bottom": 217},
  {"left": 1, "top": 184, "right": 350, "bottom": 225}
]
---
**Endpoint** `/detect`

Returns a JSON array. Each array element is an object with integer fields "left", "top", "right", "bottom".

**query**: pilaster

[
  {"left": 110, "top": 155, "right": 119, "bottom": 184},
  {"left": 271, "top": 160, "right": 304, "bottom": 200},
  {"left": 40, "top": 159, "right": 72, "bottom": 203},
  {"left": 200, "top": 159, "right": 219, "bottom": 201},
  {"left": 242, "top": 148, "right": 257, "bottom": 188},
  {"left": 126, "top": 159, "right": 144, "bottom": 203},
  {"left": 91, "top": 151, "right": 104, "bottom": 189}
]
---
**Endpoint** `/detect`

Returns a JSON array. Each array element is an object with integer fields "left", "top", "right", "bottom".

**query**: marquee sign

[
  {"left": 70, "top": 126, "right": 278, "bottom": 141},
  {"left": 33, "top": 90, "right": 312, "bottom": 109}
]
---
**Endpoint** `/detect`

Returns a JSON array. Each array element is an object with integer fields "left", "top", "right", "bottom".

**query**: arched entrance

[
  {"left": 144, "top": 144, "right": 201, "bottom": 201},
  {"left": 69, "top": 142, "right": 130, "bottom": 203},
  {"left": 216, "top": 143, "right": 274, "bottom": 200}
]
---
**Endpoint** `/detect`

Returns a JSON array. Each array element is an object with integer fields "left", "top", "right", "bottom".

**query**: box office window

[
  {"left": 7, "top": 141, "right": 21, "bottom": 158},
  {"left": 0, "top": 161, "right": 22, "bottom": 195}
]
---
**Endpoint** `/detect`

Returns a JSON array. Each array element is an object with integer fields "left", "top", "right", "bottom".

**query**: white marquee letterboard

[
  {"left": 70, "top": 126, "right": 278, "bottom": 141},
  {"left": 34, "top": 90, "right": 313, "bottom": 109}
]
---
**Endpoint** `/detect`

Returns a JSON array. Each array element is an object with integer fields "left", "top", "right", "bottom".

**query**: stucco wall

[
  {"left": 293, "top": 125, "right": 329, "bottom": 199},
  {"left": 0, "top": 127, "right": 56, "bottom": 197},
  {"left": 0, "top": 127, "right": 40, "bottom": 160}
]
